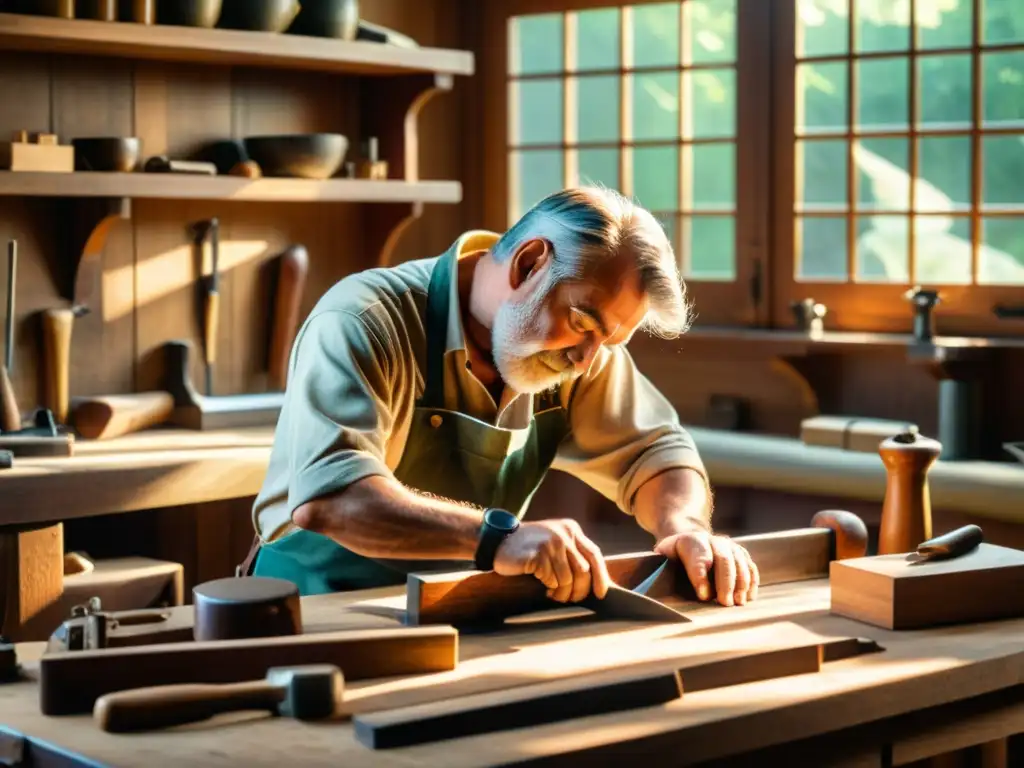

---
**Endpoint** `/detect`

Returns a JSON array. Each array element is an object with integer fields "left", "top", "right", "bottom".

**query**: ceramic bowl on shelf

[
  {"left": 156, "top": 0, "right": 223, "bottom": 28},
  {"left": 72, "top": 137, "right": 142, "bottom": 172},
  {"left": 286, "top": 0, "right": 359, "bottom": 40},
  {"left": 243, "top": 134, "right": 348, "bottom": 180},
  {"left": 218, "top": 0, "right": 300, "bottom": 33}
]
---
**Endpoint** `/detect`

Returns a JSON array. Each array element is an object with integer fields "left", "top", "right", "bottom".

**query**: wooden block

[
  {"left": 39, "top": 626, "right": 458, "bottom": 715},
  {"left": 801, "top": 415, "right": 917, "bottom": 453},
  {"left": 409, "top": 527, "right": 839, "bottom": 626},
  {"left": 0, "top": 524, "right": 64, "bottom": 640},
  {"left": 0, "top": 140, "right": 74, "bottom": 172},
  {"left": 830, "top": 543, "right": 1024, "bottom": 630},
  {"left": 353, "top": 623, "right": 832, "bottom": 749}
]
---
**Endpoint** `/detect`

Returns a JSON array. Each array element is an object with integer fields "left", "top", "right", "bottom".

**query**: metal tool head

[{"left": 266, "top": 664, "right": 345, "bottom": 720}]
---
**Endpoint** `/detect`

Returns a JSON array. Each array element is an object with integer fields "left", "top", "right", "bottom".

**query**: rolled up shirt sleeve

[
  {"left": 552, "top": 344, "right": 707, "bottom": 515},
  {"left": 285, "top": 309, "right": 396, "bottom": 515}
]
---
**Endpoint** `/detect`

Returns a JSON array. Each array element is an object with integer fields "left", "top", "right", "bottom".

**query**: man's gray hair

[{"left": 491, "top": 186, "right": 693, "bottom": 339}]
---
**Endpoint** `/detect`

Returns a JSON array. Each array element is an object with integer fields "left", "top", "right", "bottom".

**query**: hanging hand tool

[
  {"left": 267, "top": 245, "right": 309, "bottom": 391},
  {"left": 1, "top": 239, "right": 19, "bottom": 432},
  {"left": 201, "top": 218, "right": 220, "bottom": 397}
]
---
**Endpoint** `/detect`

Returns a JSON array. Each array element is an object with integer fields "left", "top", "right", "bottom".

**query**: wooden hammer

[{"left": 93, "top": 664, "right": 344, "bottom": 732}]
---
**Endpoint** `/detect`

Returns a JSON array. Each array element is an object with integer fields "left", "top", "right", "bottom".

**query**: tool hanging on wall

[
  {"left": 190, "top": 218, "right": 221, "bottom": 397},
  {"left": 268, "top": 245, "right": 309, "bottom": 391},
  {"left": 1, "top": 239, "right": 20, "bottom": 432}
]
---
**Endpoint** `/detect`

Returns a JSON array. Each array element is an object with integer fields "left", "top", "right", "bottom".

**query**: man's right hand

[{"left": 493, "top": 519, "right": 611, "bottom": 603}]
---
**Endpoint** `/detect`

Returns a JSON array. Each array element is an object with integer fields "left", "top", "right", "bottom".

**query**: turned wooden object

[
  {"left": 810, "top": 509, "right": 869, "bottom": 560},
  {"left": 268, "top": 245, "right": 309, "bottom": 391},
  {"left": 878, "top": 431, "right": 942, "bottom": 555}
]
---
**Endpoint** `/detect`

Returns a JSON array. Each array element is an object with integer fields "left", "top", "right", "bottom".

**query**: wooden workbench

[{"left": 2, "top": 580, "right": 1022, "bottom": 767}]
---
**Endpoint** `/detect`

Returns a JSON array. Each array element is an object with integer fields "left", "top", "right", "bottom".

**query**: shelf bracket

[
  {"left": 51, "top": 197, "right": 131, "bottom": 311},
  {"left": 360, "top": 73, "right": 455, "bottom": 181},
  {"left": 367, "top": 202, "right": 425, "bottom": 267}
]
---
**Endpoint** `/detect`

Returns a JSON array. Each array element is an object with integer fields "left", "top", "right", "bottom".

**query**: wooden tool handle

[
  {"left": 268, "top": 245, "right": 309, "bottom": 390},
  {"left": 41, "top": 308, "right": 74, "bottom": 424},
  {"left": 878, "top": 432, "right": 942, "bottom": 555},
  {"left": 94, "top": 680, "right": 284, "bottom": 733},
  {"left": 203, "top": 290, "right": 219, "bottom": 366},
  {"left": 810, "top": 509, "right": 869, "bottom": 560},
  {"left": 71, "top": 392, "right": 174, "bottom": 440},
  {"left": 0, "top": 363, "right": 20, "bottom": 432}
]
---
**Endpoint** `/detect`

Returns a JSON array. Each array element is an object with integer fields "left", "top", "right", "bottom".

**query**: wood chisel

[
  {"left": 913, "top": 524, "right": 983, "bottom": 562},
  {"left": 202, "top": 217, "right": 220, "bottom": 397},
  {"left": 578, "top": 560, "right": 690, "bottom": 623}
]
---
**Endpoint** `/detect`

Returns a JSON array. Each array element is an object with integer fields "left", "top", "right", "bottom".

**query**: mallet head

[{"left": 266, "top": 664, "right": 344, "bottom": 720}]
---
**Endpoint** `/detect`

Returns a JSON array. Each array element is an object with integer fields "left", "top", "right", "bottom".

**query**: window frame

[
  {"left": 480, "top": 0, "right": 772, "bottom": 327},
  {"left": 769, "top": 0, "right": 1024, "bottom": 337}
]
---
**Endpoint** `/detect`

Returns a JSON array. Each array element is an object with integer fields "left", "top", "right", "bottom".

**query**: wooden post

[{"left": 0, "top": 523, "right": 65, "bottom": 640}]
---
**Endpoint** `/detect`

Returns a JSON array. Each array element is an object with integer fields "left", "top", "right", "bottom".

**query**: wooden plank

[
  {"left": 0, "top": 13, "right": 475, "bottom": 77},
  {"left": 352, "top": 628, "right": 829, "bottom": 749},
  {"left": 0, "top": 172, "right": 463, "bottom": 204},
  {"left": 407, "top": 527, "right": 833, "bottom": 625},
  {"left": 39, "top": 626, "right": 458, "bottom": 715}
]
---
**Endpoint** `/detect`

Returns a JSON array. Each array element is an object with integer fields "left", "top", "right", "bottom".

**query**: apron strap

[{"left": 420, "top": 252, "right": 452, "bottom": 410}]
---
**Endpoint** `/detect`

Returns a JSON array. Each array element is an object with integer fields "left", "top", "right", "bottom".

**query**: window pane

[
  {"left": 915, "top": 216, "right": 972, "bottom": 285},
  {"left": 917, "top": 0, "right": 971, "bottom": 49},
  {"left": 797, "top": 61, "right": 848, "bottom": 134},
  {"left": 511, "top": 150, "right": 563, "bottom": 220},
  {"left": 688, "top": 142, "right": 735, "bottom": 210},
  {"left": 855, "top": 215, "right": 908, "bottom": 282},
  {"left": 510, "top": 14, "right": 563, "bottom": 76},
  {"left": 856, "top": 137, "right": 909, "bottom": 212},
  {"left": 983, "top": 0, "right": 1024, "bottom": 45},
  {"left": 982, "top": 135, "right": 1024, "bottom": 207},
  {"left": 979, "top": 216, "right": 1024, "bottom": 284},
  {"left": 682, "top": 215, "right": 735, "bottom": 279},
  {"left": 797, "top": 139, "right": 847, "bottom": 209},
  {"left": 796, "top": 216, "right": 847, "bottom": 280},
  {"left": 576, "top": 75, "right": 620, "bottom": 143},
  {"left": 633, "top": 145, "right": 679, "bottom": 210},
  {"left": 684, "top": 0, "right": 736, "bottom": 65},
  {"left": 796, "top": 0, "right": 849, "bottom": 58},
  {"left": 856, "top": 57, "right": 909, "bottom": 131},
  {"left": 918, "top": 136, "right": 971, "bottom": 212},
  {"left": 577, "top": 148, "right": 620, "bottom": 190},
  {"left": 632, "top": 2, "right": 679, "bottom": 68},
  {"left": 982, "top": 50, "right": 1024, "bottom": 127},
  {"left": 683, "top": 69, "right": 735, "bottom": 139},
  {"left": 855, "top": 0, "right": 910, "bottom": 53},
  {"left": 632, "top": 72, "right": 679, "bottom": 141},
  {"left": 511, "top": 79, "right": 563, "bottom": 146},
  {"left": 918, "top": 54, "right": 972, "bottom": 129},
  {"left": 574, "top": 7, "right": 619, "bottom": 71}
]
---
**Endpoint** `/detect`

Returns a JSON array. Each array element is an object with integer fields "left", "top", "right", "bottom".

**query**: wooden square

[{"left": 830, "top": 543, "right": 1024, "bottom": 630}]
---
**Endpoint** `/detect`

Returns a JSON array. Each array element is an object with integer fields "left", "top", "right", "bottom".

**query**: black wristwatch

[{"left": 474, "top": 508, "right": 520, "bottom": 571}]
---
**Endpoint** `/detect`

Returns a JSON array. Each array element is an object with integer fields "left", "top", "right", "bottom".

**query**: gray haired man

[{"left": 245, "top": 187, "right": 759, "bottom": 608}]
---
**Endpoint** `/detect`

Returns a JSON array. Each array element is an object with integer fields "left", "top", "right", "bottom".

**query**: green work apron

[{"left": 251, "top": 251, "right": 571, "bottom": 595}]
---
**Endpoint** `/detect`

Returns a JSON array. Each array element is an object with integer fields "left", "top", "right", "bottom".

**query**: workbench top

[{"left": 3, "top": 580, "right": 1023, "bottom": 767}]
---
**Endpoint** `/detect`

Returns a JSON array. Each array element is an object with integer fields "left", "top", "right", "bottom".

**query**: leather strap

[{"left": 235, "top": 534, "right": 262, "bottom": 578}]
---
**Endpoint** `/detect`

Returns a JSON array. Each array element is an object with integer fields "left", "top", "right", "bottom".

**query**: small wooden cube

[{"left": 830, "top": 543, "right": 1024, "bottom": 630}]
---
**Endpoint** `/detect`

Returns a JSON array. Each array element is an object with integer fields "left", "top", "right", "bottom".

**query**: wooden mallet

[{"left": 93, "top": 664, "right": 344, "bottom": 733}]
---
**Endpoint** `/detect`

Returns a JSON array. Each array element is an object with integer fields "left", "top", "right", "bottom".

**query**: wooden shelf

[
  {"left": 0, "top": 13, "right": 475, "bottom": 76},
  {"left": 0, "top": 172, "right": 462, "bottom": 204}
]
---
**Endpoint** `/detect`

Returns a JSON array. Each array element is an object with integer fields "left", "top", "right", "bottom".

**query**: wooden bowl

[
  {"left": 156, "top": 0, "right": 222, "bottom": 28},
  {"left": 72, "top": 137, "right": 142, "bottom": 172},
  {"left": 243, "top": 133, "right": 348, "bottom": 180},
  {"left": 218, "top": 0, "right": 300, "bottom": 32},
  {"left": 286, "top": 0, "right": 359, "bottom": 40}
]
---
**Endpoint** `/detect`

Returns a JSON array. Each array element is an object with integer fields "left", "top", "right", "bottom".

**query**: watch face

[{"left": 485, "top": 508, "right": 519, "bottom": 532}]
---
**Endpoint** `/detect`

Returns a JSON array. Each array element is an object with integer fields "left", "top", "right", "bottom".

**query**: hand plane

[{"left": 47, "top": 597, "right": 183, "bottom": 653}]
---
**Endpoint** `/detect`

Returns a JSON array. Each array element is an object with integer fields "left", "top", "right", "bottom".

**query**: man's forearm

[
  {"left": 292, "top": 475, "right": 484, "bottom": 560},
  {"left": 632, "top": 467, "right": 712, "bottom": 540}
]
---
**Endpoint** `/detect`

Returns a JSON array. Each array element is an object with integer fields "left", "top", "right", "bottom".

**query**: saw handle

[
  {"left": 268, "top": 245, "right": 309, "bottom": 390},
  {"left": 42, "top": 308, "right": 73, "bottom": 424},
  {"left": 94, "top": 680, "right": 284, "bottom": 733}
]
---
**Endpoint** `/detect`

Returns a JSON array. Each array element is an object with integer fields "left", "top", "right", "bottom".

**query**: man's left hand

[{"left": 654, "top": 530, "right": 759, "bottom": 606}]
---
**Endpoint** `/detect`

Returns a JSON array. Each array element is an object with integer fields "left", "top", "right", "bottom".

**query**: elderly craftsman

[{"left": 244, "top": 187, "right": 759, "bottom": 607}]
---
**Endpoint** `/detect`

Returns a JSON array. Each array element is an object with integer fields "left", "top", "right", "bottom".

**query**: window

[
  {"left": 483, "top": 0, "right": 767, "bottom": 325},
  {"left": 772, "top": 0, "right": 1024, "bottom": 334}
]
